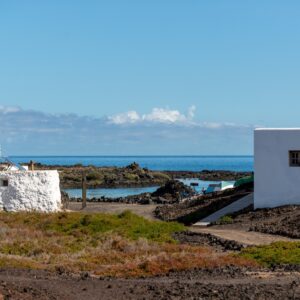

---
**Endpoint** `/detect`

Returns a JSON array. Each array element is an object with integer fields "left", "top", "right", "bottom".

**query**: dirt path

[
  {"left": 0, "top": 268, "right": 298, "bottom": 299},
  {"left": 190, "top": 226, "right": 300, "bottom": 246},
  {"left": 68, "top": 202, "right": 158, "bottom": 220}
]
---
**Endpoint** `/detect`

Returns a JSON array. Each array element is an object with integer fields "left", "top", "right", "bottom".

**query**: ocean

[
  {"left": 64, "top": 179, "right": 228, "bottom": 199},
  {"left": 11, "top": 156, "right": 253, "bottom": 172},
  {"left": 10, "top": 156, "right": 253, "bottom": 198}
]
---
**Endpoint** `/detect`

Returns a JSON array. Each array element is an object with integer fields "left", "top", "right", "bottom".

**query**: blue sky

[{"left": 1, "top": 1, "right": 300, "bottom": 155}]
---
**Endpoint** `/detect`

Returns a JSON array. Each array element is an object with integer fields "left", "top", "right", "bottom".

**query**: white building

[
  {"left": 254, "top": 128, "right": 300, "bottom": 209},
  {"left": 0, "top": 170, "right": 61, "bottom": 212}
]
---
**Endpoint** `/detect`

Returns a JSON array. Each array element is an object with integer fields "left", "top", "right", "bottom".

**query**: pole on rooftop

[
  {"left": 29, "top": 160, "right": 35, "bottom": 171},
  {"left": 82, "top": 172, "right": 87, "bottom": 209}
]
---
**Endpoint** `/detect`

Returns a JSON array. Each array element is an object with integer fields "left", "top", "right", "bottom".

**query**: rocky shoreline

[
  {"left": 65, "top": 180, "right": 196, "bottom": 205},
  {"left": 30, "top": 162, "right": 252, "bottom": 189},
  {"left": 165, "top": 169, "right": 252, "bottom": 181}
]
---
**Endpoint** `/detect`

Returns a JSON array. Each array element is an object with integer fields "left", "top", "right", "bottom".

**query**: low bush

[
  {"left": 86, "top": 172, "right": 103, "bottom": 181},
  {"left": 151, "top": 172, "right": 171, "bottom": 181},
  {"left": 124, "top": 173, "right": 140, "bottom": 181},
  {"left": 0, "top": 211, "right": 256, "bottom": 277},
  {"left": 238, "top": 241, "right": 300, "bottom": 267},
  {"left": 218, "top": 215, "right": 234, "bottom": 224},
  {"left": 2, "top": 210, "right": 183, "bottom": 243}
]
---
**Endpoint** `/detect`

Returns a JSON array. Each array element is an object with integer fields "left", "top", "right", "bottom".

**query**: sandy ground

[
  {"left": 0, "top": 203, "right": 298, "bottom": 299},
  {"left": 190, "top": 226, "right": 300, "bottom": 246},
  {"left": 0, "top": 268, "right": 298, "bottom": 300},
  {"left": 68, "top": 202, "right": 158, "bottom": 220}
]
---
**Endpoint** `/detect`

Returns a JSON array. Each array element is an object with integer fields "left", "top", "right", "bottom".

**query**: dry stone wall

[{"left": 0, "top": 171, "right": 61, "bottom": 212}]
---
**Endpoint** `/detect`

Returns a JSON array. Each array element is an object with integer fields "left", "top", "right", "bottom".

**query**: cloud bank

[
  {"left": 108, "top": 106, "right": 197, "bottom": 125},
  {"left": 0, "top": 105, "right": 254, "bottom": 155}
]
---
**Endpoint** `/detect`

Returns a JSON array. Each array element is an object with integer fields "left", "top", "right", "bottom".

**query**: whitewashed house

[
  {"left": 0, "top": 158, "right": 61, "bottom": 212},
  {"left": 254, "top": 128, "right": 300, "bottom": 209}
]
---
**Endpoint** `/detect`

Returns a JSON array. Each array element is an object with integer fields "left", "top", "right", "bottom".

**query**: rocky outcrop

[
  {"left": 165, "top": 170, "right": 253, "bottom": 181},
  {"left": 29, "top": 162, "right": 251, "bottom": 189},
  {"left": 68, "top": 180, "right": 196, "bottom": 205},
  {"left": 151, "top": 180, "right": 195, "bottom": 202},
  {"left": 33, "top": 162, "right": 170, "bottom": 189},
  {"left": 232, "top": 205, "right": 300, "bottom": 239}
]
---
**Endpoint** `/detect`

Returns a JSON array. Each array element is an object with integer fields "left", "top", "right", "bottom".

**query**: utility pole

[{"left": 82, "top": 172, "right": 87, "bottom": 209}]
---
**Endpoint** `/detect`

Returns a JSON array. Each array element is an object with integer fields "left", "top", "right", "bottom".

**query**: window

[
  {"left": 289, "top": 151, "right": 300, "bottom": 166},
  {"left": 0, "top": 179, "right": 8, "bottom": 187}
]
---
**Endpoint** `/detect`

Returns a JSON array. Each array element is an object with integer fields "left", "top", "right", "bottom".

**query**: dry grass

[
  {"left": 0, "top": 211, "right": 256, "bottom": 277},
  {"left": 239, "top": 241, "right": 300, "bottom": 267}
]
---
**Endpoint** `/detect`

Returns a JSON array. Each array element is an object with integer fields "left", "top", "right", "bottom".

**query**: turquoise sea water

[
  {"left": 64, "top": 179, "right": 223, "bottom": 199},
  {"left": 10, "top": 156, "right": 251, "bottom": 199},
  {"left": 11, "top": 156, "right": 253, "bottom": 172},
  {"left": 65, "top": 186, "right": 160, "bottom": 199}
]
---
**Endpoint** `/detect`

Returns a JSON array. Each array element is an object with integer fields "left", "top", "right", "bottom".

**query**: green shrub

[
  {"left": 238, "top": 241, "right": 300, "bottom": 266},
  {"left": 218, "top": 215, "right": 233, "bottom": 224},
  {"left": 124, "top": 173, "right": 140, "bottom": 181},
  {"left": 151, "top": 172, "right": 170, "bottom": 181},
  {"left": 86, "top": 172, "right": 103, "bottom": 181},
  {"left": 0, "top": 211, "right": 185, "bottom": 244}
]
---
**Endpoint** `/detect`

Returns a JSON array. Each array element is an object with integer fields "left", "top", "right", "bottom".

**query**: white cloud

[
  {"left": 108, "top": 111, "right": 140, "bottom": 125},
  {"left": 107, "top": 106, "right": 254, "bottom": 130},
  {"left": 143, "top": 108, "right": 187, "bottom": 123},
  {"left": 108, "top": 106, "right": 197, "bottom": 125},
  {"left": 202, "top": 122, "right": 223, "bottom": 129},
  {"left": 0, "top": 105, "right": 21, "bottom": 114},
  {"left": 0, "top": 105, "right": 254, "bottom": 155},
  {"left": 187, "top": 105, "right": 196, "bottom": 119}
]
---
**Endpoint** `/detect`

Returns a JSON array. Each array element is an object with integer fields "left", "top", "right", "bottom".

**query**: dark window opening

[
  {"left": 289, "top": 151, "right": 300, "bottom": 166},
  {"left": 0, "top": 180, "right": 8, "bottom": 187}
]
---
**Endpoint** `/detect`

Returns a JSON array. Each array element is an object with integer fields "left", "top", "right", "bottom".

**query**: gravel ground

[
  {"left": 173, "top": 231, "right": 245, "bottom": 251},
  {"left": 1, "top": 201, "right": 299, "bottom": 299},
  {"left": 214, "top": 205, "right": 300, "bottom": 239},
  {"left": 68, "top": 202, "right": 158, "bottom": 220},
  {"left": 0, "top": 268, "right": 299, "bottom": 300}
]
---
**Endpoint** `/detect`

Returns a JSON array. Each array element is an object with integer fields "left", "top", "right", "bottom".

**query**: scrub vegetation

[
  {"left": 0, "top": 211, "right": 255, "bottom": 277},
  {"left": 239, "top": 241, "right": 300, "bottom": 267},
  {"left": 37, "top": 163, "right": 172, "bottom": 189},
  {"left": 217, "top": 215, "right": 234, "bottom": 224}
]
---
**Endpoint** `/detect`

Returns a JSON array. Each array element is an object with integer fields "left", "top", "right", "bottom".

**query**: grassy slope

[
  {"left": 239, "top": 241, "right": 300, "bottom": 267},
  {"left": 0, "top": 211, "right": 254, "bottom": 277}
]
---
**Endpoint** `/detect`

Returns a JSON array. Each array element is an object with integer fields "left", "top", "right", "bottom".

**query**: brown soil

[
  {"left": 173, "top": 231, "right": 245, "bottom": 251},
  {"left": 68, "top": 202, "right": 158, "bottom": 220},
  {"left": 213, "top": 205, "right": 300, "bottom": 239},
  {"left": 0, "top": 268, "right": 298, "bottom": 300},
  {"left": 190, "top": 226, "right": 299, "bottom": 246}
]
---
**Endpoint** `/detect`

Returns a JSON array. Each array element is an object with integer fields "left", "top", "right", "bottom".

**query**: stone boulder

[{"left": 151, "top": 180, "right": 195, "bottom": 202}]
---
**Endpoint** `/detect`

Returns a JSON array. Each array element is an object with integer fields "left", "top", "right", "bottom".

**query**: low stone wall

[{"left": 0, "top": 171, "right": 61, "bottom": 212}]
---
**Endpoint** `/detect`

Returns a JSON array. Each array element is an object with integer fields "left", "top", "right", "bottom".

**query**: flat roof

[{"left": 255, "top": 128, "right": 300, "bottom": 131}]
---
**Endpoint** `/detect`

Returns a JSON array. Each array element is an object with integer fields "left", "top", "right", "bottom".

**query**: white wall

[
  {"left": 0, "top": 170, "right": 61, "bottom": 212},
  {"left": 254, "top": 129, "right": 300, "bottom": 208}
]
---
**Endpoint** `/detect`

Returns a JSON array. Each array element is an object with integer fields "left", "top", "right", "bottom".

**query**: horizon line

[{"left": 9, "top": 154, "right": 254, "bottom": 157}]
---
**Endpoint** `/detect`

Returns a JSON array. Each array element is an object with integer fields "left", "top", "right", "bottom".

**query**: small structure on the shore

[
  {"left": 254, "top": 128, "right": 300, "bottom": 208},
  {"left": 204, "top": 181, "right": 234, "bottom": 194},
  {"left": 0, "top": 156, "right": 61, "bottom": 212}
]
